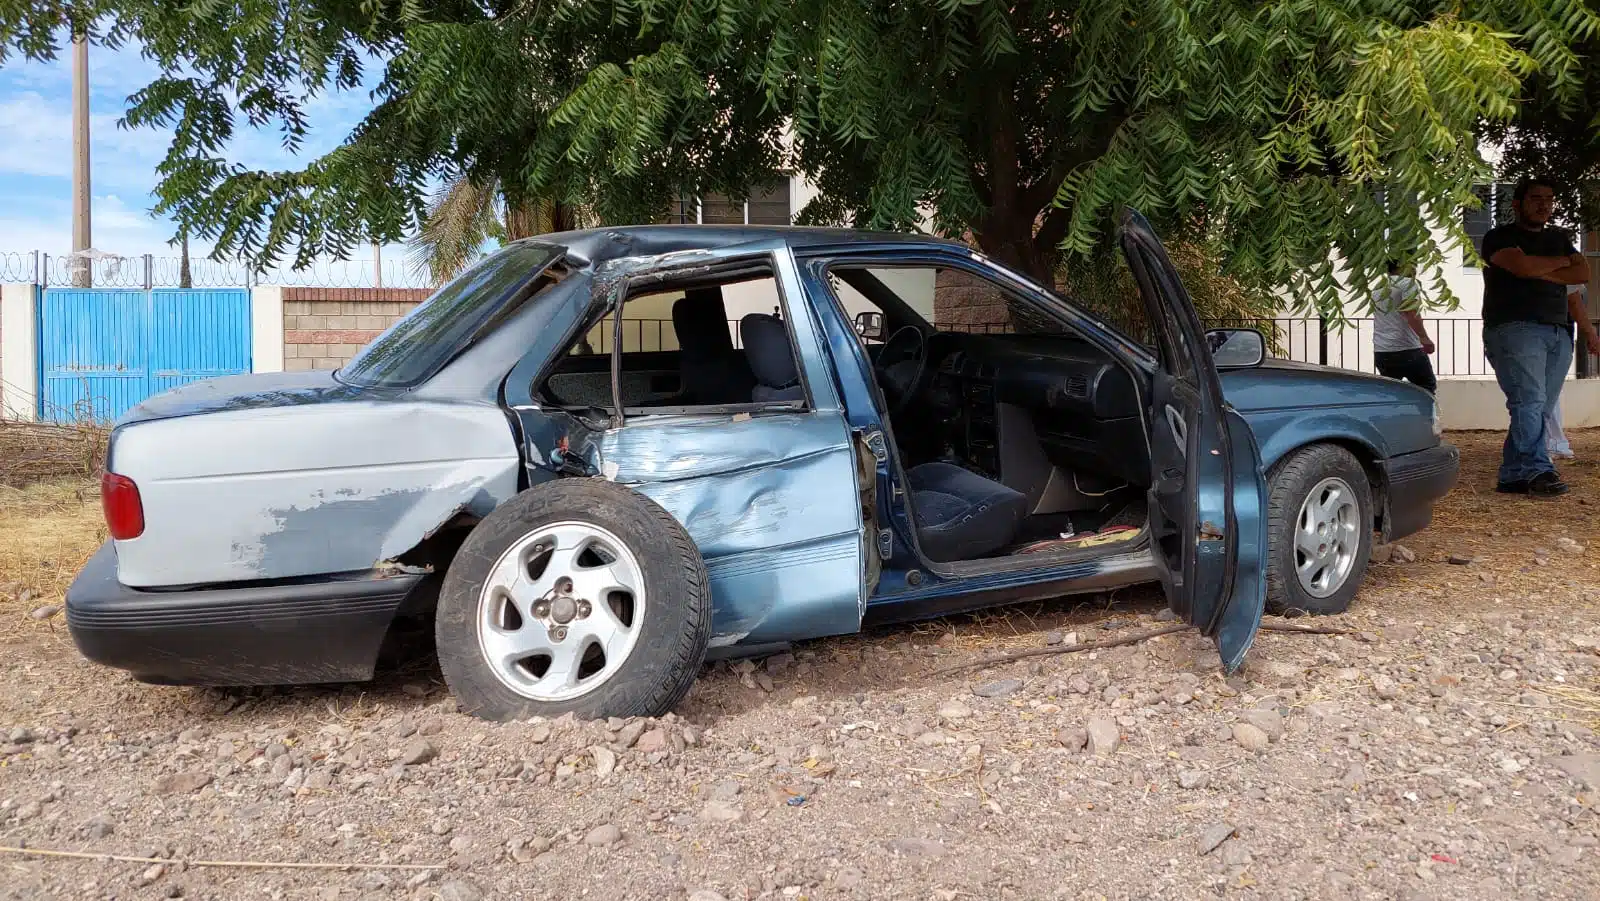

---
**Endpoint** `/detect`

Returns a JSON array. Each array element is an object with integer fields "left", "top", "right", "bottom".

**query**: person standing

[
  {"left": 1547, "top": 282, "right": 1600, "bottom": 460},
  {"left": 1371, "top": 260, "right": 1437, "bottom": 393},
  {"left": 1479, "top": 176, "right": 1590, "bottom": 496}
]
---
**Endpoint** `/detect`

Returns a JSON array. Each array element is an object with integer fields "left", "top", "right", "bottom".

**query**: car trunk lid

[{"left": 115, "top": 370, "right": 376, "bottom": 428}]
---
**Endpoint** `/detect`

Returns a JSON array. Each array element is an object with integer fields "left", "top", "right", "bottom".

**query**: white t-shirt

[{"left": 1372, "top": 275, "right": 1421, "bottom": 353}]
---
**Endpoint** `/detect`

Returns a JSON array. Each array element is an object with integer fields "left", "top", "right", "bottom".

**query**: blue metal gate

[{"left": 38, "top": 288, "right": 251, "bottom": 423}]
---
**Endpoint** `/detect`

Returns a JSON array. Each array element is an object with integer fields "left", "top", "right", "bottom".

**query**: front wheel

[
  {"left": 435, "top": 479, "right": 711, "bottom": 722},
  {"left": 1264, "top": 444, "right": 1373, "bottom": 616}
]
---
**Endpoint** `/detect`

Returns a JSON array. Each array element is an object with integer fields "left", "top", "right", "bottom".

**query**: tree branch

[{"left": 930, "top": 621, "right": 1353, "bottom": 677}]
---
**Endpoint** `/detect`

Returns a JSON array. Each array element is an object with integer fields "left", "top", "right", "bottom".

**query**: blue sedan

[{"left": 65, "top": 210, "right": 1457, "bottom": 721}]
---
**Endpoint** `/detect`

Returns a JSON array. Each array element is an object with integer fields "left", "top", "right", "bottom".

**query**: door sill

[{"left": 923, "top": 526, "right": 1151, "bottom": 578}]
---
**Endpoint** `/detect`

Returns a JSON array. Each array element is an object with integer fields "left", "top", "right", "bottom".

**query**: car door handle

[{"left": 1164, "top": 404, "right": 1187, "bottom": 456}]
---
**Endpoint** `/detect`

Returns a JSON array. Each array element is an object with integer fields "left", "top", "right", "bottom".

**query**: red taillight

[{"left": 101, "top": 472, "right": 145, "bottom": 540}]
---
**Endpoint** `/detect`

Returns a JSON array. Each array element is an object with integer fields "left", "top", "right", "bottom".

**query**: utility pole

[
  {"left": 71, "top": 33, "right": 92, "bottom": 287},
  {"left": 373, "top": 241, "right": 383, "bottom": 288}
]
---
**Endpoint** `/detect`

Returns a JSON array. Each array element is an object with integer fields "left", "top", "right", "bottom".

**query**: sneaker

[{"left": 1528, "top": 470, "right": 1570, "bottom": 496}]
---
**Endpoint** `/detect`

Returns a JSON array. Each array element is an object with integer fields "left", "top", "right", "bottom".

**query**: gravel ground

[{"left": 1, "top": 430, "right": 1598, "bottom": 901}]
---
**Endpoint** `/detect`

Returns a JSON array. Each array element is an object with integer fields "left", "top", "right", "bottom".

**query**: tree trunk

[
  {"left": 956, "top": 221, "right": 1063, "bottom": 334},
  {"left": 179, "top": 232, "right": 192, "bottom": 289},
  {"left": 504, "top": 197, "right": 576, "bottom": 240}
]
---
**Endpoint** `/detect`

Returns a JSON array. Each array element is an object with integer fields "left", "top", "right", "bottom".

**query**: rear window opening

[
  {"left": 536, "top": 258, "right": 811, "bottom": 419},
  {"left": 338, "top": 242, "right": 568, "bottom": 389}
]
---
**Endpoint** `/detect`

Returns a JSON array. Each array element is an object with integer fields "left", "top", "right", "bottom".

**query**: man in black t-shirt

[{"left": 1479, "top": 176, "right": 1589, "bottom": 496}]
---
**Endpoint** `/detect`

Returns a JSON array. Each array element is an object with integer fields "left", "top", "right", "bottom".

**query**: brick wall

[
  {"left": 932, "top": 268, "right": 1012, "bottom": 328},
  {"left": 281, "top": 287, "right": 431, "bottom": 371}
]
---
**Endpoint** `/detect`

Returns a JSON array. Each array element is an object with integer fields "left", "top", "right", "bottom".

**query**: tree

[
  {"left": 4, "top": 1, "right": 1597, "bottom": 319},
  {"left": 405, "top": 176, "right": 594, "bottom": 285},
  {"left": 1480, "top": 1, "right": 1600, "bottom": 232}
]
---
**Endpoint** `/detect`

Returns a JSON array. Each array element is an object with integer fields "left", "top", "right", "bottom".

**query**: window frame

[
  {"left": 1462, "top": 181, "right": 1516, "bottom": 266},
  {"left": 662, "top": 174, "right": 795, "bottom": 226},
  {"left": 811, "top": 249, "right": 1158, "bottom": 369},
  {"left": 539, "top": 254, "right": 814, "bottom": 422}
]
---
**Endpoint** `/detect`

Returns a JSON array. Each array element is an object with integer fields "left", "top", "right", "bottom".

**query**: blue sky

[{"left": 0, "top": 33, "right": 418, "bottom": 281}]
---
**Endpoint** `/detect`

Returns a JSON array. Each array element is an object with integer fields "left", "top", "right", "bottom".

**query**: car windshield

[{"left": 338, "top": 242, "right": 565, "bottom": 388}]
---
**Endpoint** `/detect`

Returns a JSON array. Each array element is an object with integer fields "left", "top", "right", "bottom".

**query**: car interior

[{"left": 535, "top": 258, "right": 1155, "bottom": 571}]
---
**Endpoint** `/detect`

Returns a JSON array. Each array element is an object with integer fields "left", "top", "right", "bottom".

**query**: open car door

[{"left": 1118, "top": 208, "right": 1268, "bottom": 673}]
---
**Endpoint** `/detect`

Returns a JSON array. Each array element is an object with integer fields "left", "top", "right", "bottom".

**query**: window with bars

[
  {"left": 661, "top": 176, "right": 793, "bottom": 225},
  {"left": 1462, "top": 182, "right": 1515, "bottom": 262}
]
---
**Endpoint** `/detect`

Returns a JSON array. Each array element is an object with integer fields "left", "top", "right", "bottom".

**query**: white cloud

[
  {"left": 0, "top": 34, "right": 427, "bottom": 280},
  {"left": 0, "top": 89, "right": 173, "bottom": 191}
]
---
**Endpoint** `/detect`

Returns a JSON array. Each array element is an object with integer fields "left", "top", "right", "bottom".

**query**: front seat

[
  {"left": 673, "top": 288, "right": 755, "bottom": 405},
  {"left": 738, "top": 313, "right": 1024, "bottom": 561},
  {"left": 906, "top": 462, "right": 1027, "bottom": 562},
  {"left": 740, "top": 313, "right": 806, "bottom": 402}
]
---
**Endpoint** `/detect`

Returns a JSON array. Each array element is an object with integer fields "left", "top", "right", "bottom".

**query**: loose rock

[
  {"left": 399, "top": 739, "right": 438, "bottom": 766},
  {"left": 1550, "top": 753, "right": 1600, "bottom": 791},
  {"left": 972, "top": 679, "right": 1023, "bottom": 699},
  {"left": 699, "top": 801, "right": 745, "bottom": 824},
  {"left": 1243, "top": 708, "right": 1284, "bottom": 742},
  {"left": 1086, "top": 717, "right": 1120, "bottom": 756},
  {"left": 153, "top": 772, "right": 213, "bottom": 795},
  {"left": 636, "top": 729, "right": 669, "bottom": 754},
  {"left": 1371, "top": 674, "right": 1400, "bottom": 700},
  {"left": 1232, "top": 723, "right": 1270, "bottom": 752},
  {"left": 438, "top": 878, "right": 486, "bottom": 901},
  {"left": 1198, "top": 822, "right": 1236, "bottom": 856},
  {"left": 583, "top": 824, "right": 622, "bottom": 847},
  {"left": 591, "top": 746, "right": 617, "bottom": 779},
  {"left": 614, "top": 720, "right": 646, "bottom": 748},
  {"left": 886, "top": 837, "right": 947, "bottom": 859}
]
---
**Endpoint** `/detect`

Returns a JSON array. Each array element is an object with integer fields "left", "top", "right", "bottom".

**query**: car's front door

[{"left": 1118, "top": 208, "right": 1269, "bottom": 673}]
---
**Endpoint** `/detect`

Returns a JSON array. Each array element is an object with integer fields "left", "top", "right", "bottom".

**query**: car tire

[
  {"left": 1264, "top": 444, "right": 1373, "bottom": 617},
  {"left": 435, "top": 478, "right": 711, "bottom": 722}
]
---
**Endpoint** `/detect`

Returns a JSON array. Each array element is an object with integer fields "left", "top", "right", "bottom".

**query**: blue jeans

[{"left": 1483, "top": 321, "right": 1573, "bottom": 483}]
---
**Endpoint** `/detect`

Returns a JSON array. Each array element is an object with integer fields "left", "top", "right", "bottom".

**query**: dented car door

[{"left": 513, "top": 241, "right": 877, "bottom": 649}]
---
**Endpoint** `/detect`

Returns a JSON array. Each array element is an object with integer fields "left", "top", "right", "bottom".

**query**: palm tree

[{"left": 406, "top": 176, "right": 592, "bottom": 286}]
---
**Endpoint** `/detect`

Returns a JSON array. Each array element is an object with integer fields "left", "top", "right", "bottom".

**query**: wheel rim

[
  {"left": 1293, "top": 476, "right": 1361, "bottom": 599},
  {"left": 475, "top": 521, "right": 646, "bottom": 702}
]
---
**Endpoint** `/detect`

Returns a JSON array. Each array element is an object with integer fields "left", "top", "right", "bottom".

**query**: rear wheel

[
  {"left": 1265, "top": 444, "right": 1373, "bottom": 616},
  {"left": 436, "top": 479, "right": 710, "bottom": 721}
]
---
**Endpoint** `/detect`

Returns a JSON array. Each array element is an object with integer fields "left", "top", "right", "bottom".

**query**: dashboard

[{"left": 926, "top": 333, "right": 1148, "bottom": 486}]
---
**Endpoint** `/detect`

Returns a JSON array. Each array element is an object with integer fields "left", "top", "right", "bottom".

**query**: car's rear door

[
  {"left": 544, "top": 240, "right": 877, "bottom": 649},
  {"left": 1118, "top": 208, "right": 1268, "bottom": 672}
]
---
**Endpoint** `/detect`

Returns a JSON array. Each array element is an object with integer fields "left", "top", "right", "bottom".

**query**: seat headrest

[
  {"left": 671, "top": 287, "right": 732, "bottom": 354},
  {"left": 740, "top": 313, "right": 800, "bottom": 389}
]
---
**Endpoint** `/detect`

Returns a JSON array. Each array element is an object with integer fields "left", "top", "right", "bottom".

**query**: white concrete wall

[
  {"left": 250, "top": 285, "right": 285, "bottom": 373},
  {"left": 1437, "top": 378, "right": 1600, "bottom": 430},
  {"left": 0, "top": 283, "right": 37, "bottom": 421}
]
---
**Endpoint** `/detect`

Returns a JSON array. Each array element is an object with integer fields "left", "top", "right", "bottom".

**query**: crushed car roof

[{"left": 518, "top": 224, "right": 968, "bottom": 267}]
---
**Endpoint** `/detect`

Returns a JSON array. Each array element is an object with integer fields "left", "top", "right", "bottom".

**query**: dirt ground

[{"left": 1, "top": 430, "right": 1598, "bottom": 901}]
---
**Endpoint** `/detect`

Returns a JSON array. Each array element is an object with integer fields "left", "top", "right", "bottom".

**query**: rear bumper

[
  {"left": 1381, "top": 442, "right": 1460, "bottom": 542},
  {"left": 65, "top": 541, "right": 423, "bottom": 686}
]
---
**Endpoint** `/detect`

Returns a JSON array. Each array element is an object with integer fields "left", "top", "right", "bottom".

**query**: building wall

[
  {"left": 0, "top": 283, "right": 36, "bottom": 419},
  {"left": 280, "top": 287, "right": 430, "bottom": 371},
  {"left": 1439, "top": 378, "right": 1600, "bottom": 429}
]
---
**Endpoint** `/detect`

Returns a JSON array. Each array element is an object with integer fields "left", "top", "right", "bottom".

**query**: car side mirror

[
  {"left": 854, "top": 311, "right": 885, "bottom": 341},
  {"left": 1205, "top": 328, "right": 1266, "bottom": 368}
]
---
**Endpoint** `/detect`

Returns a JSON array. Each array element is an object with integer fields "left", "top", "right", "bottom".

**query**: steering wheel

[{"left": 875, "top": 325, "right": 929, "bottom": 416}]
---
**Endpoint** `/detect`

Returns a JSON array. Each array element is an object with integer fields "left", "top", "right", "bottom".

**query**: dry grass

[
  {"left": 0, "top": 417, "right": 108, "bottom": 487},
  {"left": 1362, "top": 428, "right": 1600, "bottom": 616},
  {"left": 0, "top": 479, "right": 104, "bottom": 619}
]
